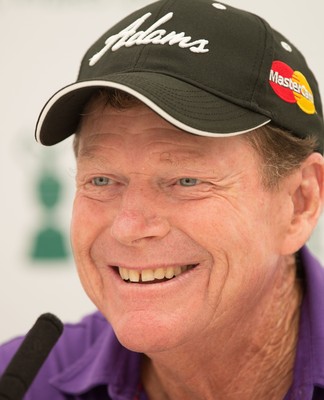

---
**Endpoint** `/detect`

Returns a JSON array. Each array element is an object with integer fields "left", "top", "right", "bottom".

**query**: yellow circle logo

[{"left": 292, "top": 71, "right": 315, "bottom": 114}]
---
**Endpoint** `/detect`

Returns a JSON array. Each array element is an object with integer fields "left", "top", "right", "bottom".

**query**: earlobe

[{"left": 281, "top": 153, "right": 324, "bottom": 255}]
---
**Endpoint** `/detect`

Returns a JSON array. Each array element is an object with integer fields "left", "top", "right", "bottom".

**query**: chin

[{"left": 111, "top": 312, "right": 182, "bottom": 353}]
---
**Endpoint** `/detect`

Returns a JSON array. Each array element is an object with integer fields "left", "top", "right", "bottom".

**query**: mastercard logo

[{"left": 269, "top": 61, "right": 315, "bottom": 115}]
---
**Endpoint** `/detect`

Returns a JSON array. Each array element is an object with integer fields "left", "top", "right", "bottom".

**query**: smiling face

[{"left": 71, "top": 99, "right": 294, "bottom": 353}]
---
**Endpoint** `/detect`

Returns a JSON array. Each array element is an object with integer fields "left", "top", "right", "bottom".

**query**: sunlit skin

[{"left": 71, "top": 99, "right": 324, "bottom": 399}]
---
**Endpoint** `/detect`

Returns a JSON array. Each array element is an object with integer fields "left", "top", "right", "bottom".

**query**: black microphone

[{"left": 0, "top": 313, "right": 63, "bottom": 400}]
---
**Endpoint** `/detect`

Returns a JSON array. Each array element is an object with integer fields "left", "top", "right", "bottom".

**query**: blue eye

[
  {"left": 178, "top": 178, "right": 200, "bottom": 187},
  {"left": 92, "top": 177, "right": 111, "bottom": 186}
]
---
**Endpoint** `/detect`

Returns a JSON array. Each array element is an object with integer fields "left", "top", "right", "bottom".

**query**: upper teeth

[{"left": 118, "top": 265, "right": 195, "bottom": 283}]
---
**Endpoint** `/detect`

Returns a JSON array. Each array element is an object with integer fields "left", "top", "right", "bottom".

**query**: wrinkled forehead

[{"left": 73, "top": 90, "right": 257, "bottom": 168}]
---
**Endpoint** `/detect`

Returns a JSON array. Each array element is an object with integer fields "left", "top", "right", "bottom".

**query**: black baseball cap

[{"left": 35, "top": 0, "right": 324, "bottom": 153}]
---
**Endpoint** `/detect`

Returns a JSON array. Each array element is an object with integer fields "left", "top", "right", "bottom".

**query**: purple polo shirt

[{"left": 0, "top": 247, "right": 323, "bottom": 399}]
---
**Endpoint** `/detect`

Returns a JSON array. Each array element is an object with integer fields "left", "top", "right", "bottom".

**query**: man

[{"left": 1, "top": 0, "right": 324, "bottom": 398}]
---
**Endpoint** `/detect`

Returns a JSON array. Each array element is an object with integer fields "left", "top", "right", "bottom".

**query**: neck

[{"left": 141, "top": 255, "right": 303, "bottom": 400}]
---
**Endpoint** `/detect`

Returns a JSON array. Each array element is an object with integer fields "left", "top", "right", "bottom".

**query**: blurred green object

[{"left": 30, "top": 170, "right": 69, "bottom": 261}]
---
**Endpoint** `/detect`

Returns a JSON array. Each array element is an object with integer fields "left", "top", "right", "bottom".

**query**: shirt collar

[
  {"left": 49, "top": 321, "right": 142, "bottom": 397},
  {"left": 287, "top": 246, "right": 324, "bottom": 398}
]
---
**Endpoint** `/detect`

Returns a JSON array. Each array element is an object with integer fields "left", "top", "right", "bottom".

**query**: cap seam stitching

[
  {"left": 249, "top": 15, "right": 272, "bottom": 116},
  {"left": 132, "top": 0, "right": 176, "bottom": 71}
]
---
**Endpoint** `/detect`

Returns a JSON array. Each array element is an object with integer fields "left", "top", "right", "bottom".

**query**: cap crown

[{"left": 36, "top": 0, "right": 324, "bottom": 151}]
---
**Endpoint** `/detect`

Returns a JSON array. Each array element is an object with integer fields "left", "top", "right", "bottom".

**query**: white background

[{"left": 1, "top": 0, "right": 324, "bottom": 343}]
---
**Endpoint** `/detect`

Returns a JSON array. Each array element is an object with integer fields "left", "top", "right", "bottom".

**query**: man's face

[{"left": 71, "top": 100, "right": 292, "bottom": 353}]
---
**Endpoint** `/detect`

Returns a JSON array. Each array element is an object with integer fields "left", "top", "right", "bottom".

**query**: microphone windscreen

[{"left": 0, "top": 313, "right": 63, "bottom": 400}]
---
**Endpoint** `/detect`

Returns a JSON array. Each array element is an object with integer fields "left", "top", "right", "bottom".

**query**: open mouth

[{"left": 114, "top": 264, "right": 198, "bottom": 283}]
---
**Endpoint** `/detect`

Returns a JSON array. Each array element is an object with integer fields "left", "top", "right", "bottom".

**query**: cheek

[
  {"left": 71, "top": 198, "right": 94, "bottom": 259},
  {"left": 70, "top": 196, "right": 108, "bottom": 308},
  {"left": 178, "top": 195, "right": 280, "bottom": 286},
  {"left": 175, "top": 196, "right": 259, "bottom": 255},
  {"left": 71, "top": 194, "right": 112, "bottom": 253}
]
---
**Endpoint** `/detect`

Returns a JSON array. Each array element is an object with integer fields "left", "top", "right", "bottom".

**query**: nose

[{"left": 110, "top": 184, "right": 170, "bottom": 246}]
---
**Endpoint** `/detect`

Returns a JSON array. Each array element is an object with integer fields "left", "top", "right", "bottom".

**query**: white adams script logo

[{"left": 89, "top": 12, "right": 209, "bottom": 66}]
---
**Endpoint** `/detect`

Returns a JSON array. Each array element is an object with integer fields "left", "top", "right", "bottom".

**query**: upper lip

[{"left": 110, "top": 263, "right": 199, "bottom": 270}]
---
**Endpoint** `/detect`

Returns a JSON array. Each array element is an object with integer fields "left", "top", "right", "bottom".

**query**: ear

[{"left": 281, "top": 152, "right": 324, "bottom": 255}]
